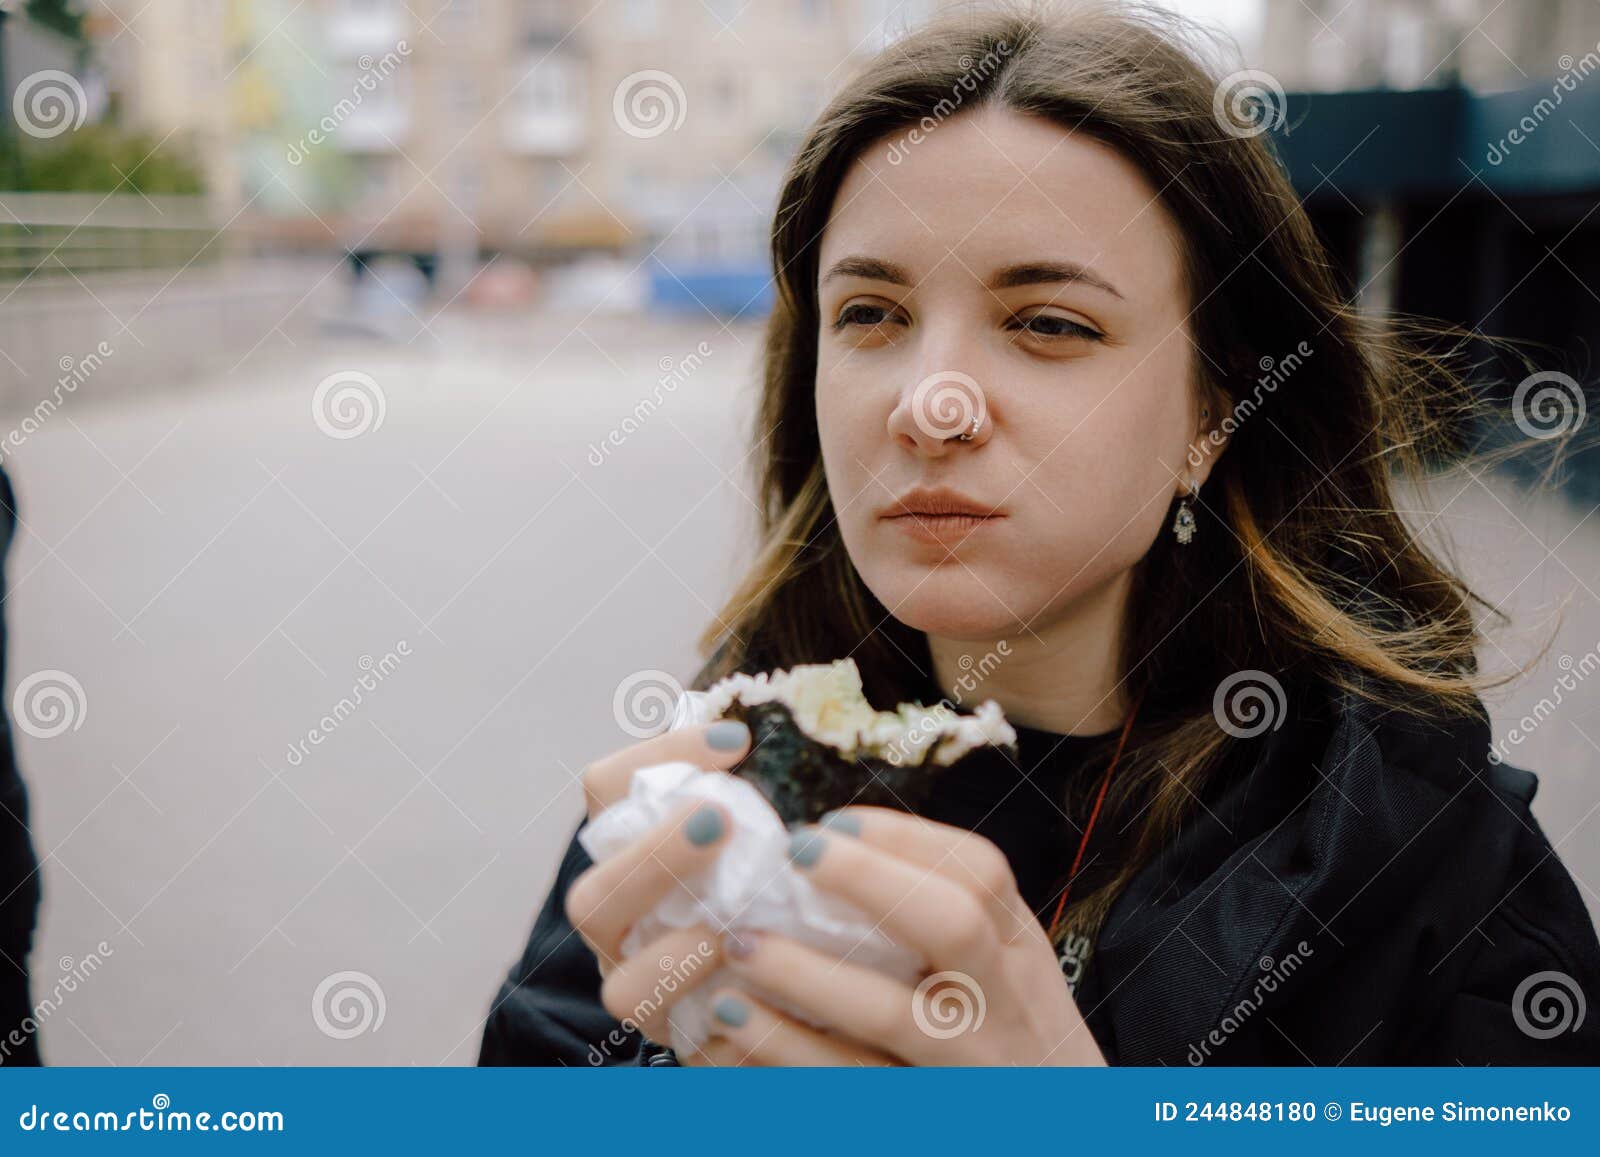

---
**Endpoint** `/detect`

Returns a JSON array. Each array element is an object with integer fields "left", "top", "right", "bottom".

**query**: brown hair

[{"left": 689, "top": 1, "right": 1587, "bottom": 949}]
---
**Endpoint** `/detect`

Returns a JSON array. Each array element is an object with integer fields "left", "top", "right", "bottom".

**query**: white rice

[{"left": 699, "top": 657, "right": 1015, "bottom": 766}]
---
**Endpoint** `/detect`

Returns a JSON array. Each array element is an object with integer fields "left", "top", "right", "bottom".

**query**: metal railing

[{"left": 0, "top": 192, "right": 225, "bottom": 284}]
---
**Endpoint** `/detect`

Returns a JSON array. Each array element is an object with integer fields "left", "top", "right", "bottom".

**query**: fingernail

[
  {"left": 788, "top": 829, "right": 826, "bottom": 868},
  {"left": 713, "top": 995, "right": 749, "bottom": 1027},
  {"left": 820, "top": 810, "right": 861, "bottom": 836},
  {"left": 706, "top": 720, "right": 750, "bottom": 751},
  {"left": 685, "top": 805, "right": 724, "bottom": 846},
  {"left": 726, "top": 932, "right": 759, "bottom": 961}
]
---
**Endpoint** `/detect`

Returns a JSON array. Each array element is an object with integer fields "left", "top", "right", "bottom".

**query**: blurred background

[{"left": 0, "top": 0, "right": 1596, "bottom": 1064}]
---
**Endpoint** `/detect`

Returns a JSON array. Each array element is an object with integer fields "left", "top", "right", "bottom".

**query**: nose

[{"left": 887, "top": 369, "right": 992, "bottom": 456}]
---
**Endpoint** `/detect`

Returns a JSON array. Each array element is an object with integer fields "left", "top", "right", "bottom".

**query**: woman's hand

[
  {"left": 681, "top": 806, "right": 1107, "bottom": 1067},
  {"left": 563, "top": 719, "right": 752, "bottom": 1046}
]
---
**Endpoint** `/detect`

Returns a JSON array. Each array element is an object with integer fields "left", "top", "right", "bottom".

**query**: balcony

[
  {"left": 326, "top": 0, "right": 408, "bottom": 55},
  {"left": 503, "top": 54, "right": 586, "bottom": 156},
  {"left": 333, "top": 99, "right": 411, "bottom": 151}
]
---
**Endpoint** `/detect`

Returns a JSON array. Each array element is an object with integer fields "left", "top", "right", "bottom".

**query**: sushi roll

[{"left": 694, "top": 658, "right": 1018, "bottom": 824}]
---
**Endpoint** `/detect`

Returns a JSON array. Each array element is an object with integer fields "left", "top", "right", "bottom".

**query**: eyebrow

[{"left": 820, "top": 255, "right": 1124, "bottom": 300}]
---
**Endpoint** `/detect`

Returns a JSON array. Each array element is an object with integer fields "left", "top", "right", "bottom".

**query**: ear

[{"left": 1183, "top": 385, "right": 1230, "bottom": 492}]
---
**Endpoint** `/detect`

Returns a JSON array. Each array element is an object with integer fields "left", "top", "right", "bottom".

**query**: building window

[
  {"left": 525, "top": 0, "right": 570, "bottom": 39},
  {"left": 707, "top": 0, "right": 742, "bottom": 29},
  {"left": 362, "top": 157, "right": 394, "bottom": 203},
  {"left": 620, "top": 0, "right": 661, "bottom": 35}
]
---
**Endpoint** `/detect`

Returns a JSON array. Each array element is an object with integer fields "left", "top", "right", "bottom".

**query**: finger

[
  {"left": 598, "top": 926, "right": 723, "bottom": 1043},
  {"left": 565, "top": 799, "right": 729, "bottom": 967},
  {"left": 819, "top": 807, "right": 1041, "bottom": 945},
  {"left": 677, "top": 1036, "right": 745, "bottom": 1067},
  {"left": 703, "top": 988, "right": 898, "bottom": 1067},
  {"left": 785, "top": 826, "right": 1002, "bottom": 980},
  {"left": 722, "top": 931, "right": 928, "bottom": 1061},
  {"left": 582, "top": 720, "right": 752, "bottom": 815}
]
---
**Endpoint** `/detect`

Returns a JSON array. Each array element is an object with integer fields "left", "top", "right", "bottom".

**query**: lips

[
  {"left": 878, "top": 487, "right": 1005, "bottom": 547},
  {"left": 878, "top": 486, "right": 1003, "bottom": 521}
]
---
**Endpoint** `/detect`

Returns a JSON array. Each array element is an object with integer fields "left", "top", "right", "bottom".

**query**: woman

[{"left": 479, "top": 3, "right": 1600, "bottom": 1066}]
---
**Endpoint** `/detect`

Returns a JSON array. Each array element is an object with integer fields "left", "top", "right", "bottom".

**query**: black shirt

[{"left": 917, "top": 721, "right": 1126, "bottom": 927}]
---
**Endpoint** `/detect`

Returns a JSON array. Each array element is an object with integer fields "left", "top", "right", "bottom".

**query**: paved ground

[{"left": 3, "top": 301, "right": 1597, "bottom": 1064}]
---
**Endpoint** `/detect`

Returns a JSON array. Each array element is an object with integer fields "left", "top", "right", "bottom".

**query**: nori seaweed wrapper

[{"left": 719, "top": 698, "right": 1018, "bottom": 826}]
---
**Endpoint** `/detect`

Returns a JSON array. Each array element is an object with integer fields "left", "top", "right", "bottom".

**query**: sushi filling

[{"left": 700, "top": 658, "right": 1016, "bottom": 767}]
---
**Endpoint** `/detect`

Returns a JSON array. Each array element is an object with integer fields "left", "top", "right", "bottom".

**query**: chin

[{"left": 863, "top": 565, "right": 1027, "bottom": 640}]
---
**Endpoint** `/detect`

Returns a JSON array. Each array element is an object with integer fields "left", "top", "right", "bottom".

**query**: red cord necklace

[{"left": 1045, "top": 686, "right": 1146, "bottom": 942}]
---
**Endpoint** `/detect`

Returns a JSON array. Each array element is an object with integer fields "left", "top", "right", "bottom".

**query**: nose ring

[{"left": 954, "top": 415, "right": 980, "bottom": 443}]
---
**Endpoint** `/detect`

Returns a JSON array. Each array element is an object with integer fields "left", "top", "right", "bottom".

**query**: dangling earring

[{"left": 1172, "top": 476, "right": 1199, "bottom": 545}]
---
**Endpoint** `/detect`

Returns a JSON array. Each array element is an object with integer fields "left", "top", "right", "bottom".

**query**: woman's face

[{"left": 815, "top": 104, "right": 1213, "bottom": 641}]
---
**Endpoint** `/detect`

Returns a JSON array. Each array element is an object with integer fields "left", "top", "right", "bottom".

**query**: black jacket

[
  {"left": 477, "top": 667, "right": 1600, "bottom": 1066},
  {"left": 0, "top": 465, "right": 42, "bottom": 1066}
]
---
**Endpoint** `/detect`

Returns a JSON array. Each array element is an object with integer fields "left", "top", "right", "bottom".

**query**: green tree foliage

[
  {"left": 0, "top": 125, "right": 205, "bottom": 193},
  {"left": 23, "top": 0, "right": 87, "bottom": 43}
]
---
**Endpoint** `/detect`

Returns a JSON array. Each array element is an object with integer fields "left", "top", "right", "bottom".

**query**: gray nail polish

[
  {"left": 685, "top": 805, "right": 724, "bottom": 846},
  {"left": 788, "top": 830, "right": 826, "bottom": 868},
  {"left": 713, "top": 995, "right": 749, "bottom": 1027},
  {"left": 706, "top": 720, "right": 750, "bottom": 751},
  {"left": 820, "top": 810, "right": 861, "bottom": 836}
]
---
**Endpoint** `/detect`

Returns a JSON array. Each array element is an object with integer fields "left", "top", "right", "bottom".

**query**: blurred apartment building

[
  {"left": 1262, "top": 0, "right": 1600, "bottom": 91},
  {"left": 83, "top": 0, "right": 951, "bottom": 310}
]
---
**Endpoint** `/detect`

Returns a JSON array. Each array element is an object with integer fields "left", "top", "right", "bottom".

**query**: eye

[
  {"left": 1009, "top": 312, "right": 1104, "bottom": 342},
  {"left": 832, "top": 301, "right": 903, "bottom": 331}
]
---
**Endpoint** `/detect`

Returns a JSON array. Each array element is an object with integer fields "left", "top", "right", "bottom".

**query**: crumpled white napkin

[{"left": 577, "top": 688, "right": 924, "bottom": 1055}]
